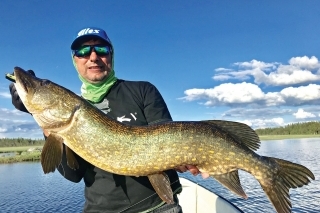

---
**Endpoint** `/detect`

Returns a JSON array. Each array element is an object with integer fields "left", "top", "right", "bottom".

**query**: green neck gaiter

[
  {"left": 79, "top": 70, "right": 117, "bottom": 103},
  {"left": 72, "top": 44, "right": 117, "bottom": 103}
]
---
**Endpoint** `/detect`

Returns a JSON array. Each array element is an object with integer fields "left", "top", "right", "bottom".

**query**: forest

[
  {"left": 0, "top": 138, "right": 45, "bottom": 147},
  {"left": 255, "top": 121, "right": 320, "bottom": 135}
]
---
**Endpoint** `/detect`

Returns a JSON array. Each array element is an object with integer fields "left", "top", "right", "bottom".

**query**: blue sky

[{"left": 0, "top": 1, "right": 319, "bottom": 139}]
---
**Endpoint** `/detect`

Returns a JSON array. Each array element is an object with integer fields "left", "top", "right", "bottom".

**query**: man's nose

[{"left": 89, "top": 49, "right": 99, "bottom": 61}]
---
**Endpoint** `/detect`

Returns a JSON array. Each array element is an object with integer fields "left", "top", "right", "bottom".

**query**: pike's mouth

[{"left": 5, "top": 73, "right": 16, "bottom": 83}]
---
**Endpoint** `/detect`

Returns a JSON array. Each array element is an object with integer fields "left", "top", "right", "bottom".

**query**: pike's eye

[{"left": 40, "top": 80, "right": 51, "bottom": 86}]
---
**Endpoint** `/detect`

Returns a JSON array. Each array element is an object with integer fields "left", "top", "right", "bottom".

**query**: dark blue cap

[{"left": 71, "top": 27, "right": 112, "bottom": 50}]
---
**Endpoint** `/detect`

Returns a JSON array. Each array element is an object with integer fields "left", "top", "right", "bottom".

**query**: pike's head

[
  {"left": 14, "top": 67, "right": 47, "bottom": 112},
  {"left": 14, "top": 67, "right": 80, "bottom": 130}
]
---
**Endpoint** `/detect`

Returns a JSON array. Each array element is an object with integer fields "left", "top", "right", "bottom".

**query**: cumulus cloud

[
  {"left": 0, "top": 108, "right": 43, "bottom": 139},
  {"left": 181, "top": 82, "right": 265, "bottom": 106},
  {"left": 240, "top": 117, "right": 285, "bottom": 130},
  {"left": 179, "top": 56, "right": 320, "bottom": 128},
  {"left": 0, "top": 108, "right": 28, "bottom": 118},
  {"left": 221, "top": 107, "right": 292, "bottom": 118},
  {"left": 213, "top": 56, "right": 320, "bottom": 86},
  {"left": 280, "top": 84, "right": 320, "bottom": 105},
  {"left": 180, "top": 83, "right": 320, "bottom": 107},
  {"left": 289, "top": 56, "right": 319, "bottom": 70},
  {"left": 293, "top": 108, "right": 316, "bottom": 119}
]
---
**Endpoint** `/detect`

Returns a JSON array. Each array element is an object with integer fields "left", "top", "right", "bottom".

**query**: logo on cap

[{"left": 77, "top": 28, "right": 100, "bottom": 37}]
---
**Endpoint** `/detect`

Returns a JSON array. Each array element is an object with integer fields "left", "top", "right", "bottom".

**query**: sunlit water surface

[{"left": 0, "top": 138, "right": 319, "bottom": 212}]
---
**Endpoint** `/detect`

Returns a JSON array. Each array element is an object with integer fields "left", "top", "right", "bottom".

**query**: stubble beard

[{"left": 87, "top": 70, "right": 109, "bottom": 84}]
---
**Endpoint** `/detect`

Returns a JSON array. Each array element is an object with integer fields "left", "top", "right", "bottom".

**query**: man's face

[{"left": 73, "top": 39, "right": 112, "bottom": 84}]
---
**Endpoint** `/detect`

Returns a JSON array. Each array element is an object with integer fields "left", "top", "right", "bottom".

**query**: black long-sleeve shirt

[{"left": 57, "top": 79, "right": 182, "bottom": 213}]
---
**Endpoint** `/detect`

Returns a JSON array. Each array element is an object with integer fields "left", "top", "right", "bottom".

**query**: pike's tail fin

[{"left": 259, "top": 157, "right": 314, "bottom": 213}]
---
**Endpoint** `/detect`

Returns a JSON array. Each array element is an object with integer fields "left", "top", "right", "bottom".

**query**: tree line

[
  {"left": 255, "top": 121, "right": 320, "bottom": 135},
  {"left": 0, "top": 138, "right": 45, "bottom": 147}
]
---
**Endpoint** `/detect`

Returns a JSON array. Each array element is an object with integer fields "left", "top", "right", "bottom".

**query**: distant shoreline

[
  {"left": 259, "top": 134, "right": 320, "bottom": 140},
  {"left": 1, "top": 135, "right": 319, "bottom": 164},
  {"left": 0, "top": 145, "right": 42, "bottom": 164}
]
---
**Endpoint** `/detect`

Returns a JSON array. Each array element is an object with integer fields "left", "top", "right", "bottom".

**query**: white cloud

[
  {"left": 289, "top": 56, "right": 319, "bottom": 70},
  {"left": 213, "top": 74, "right": 233, "bottom": 81},
  {"left": 293, "top": 108, "right": 316, "bottom": 119},
  {"left": 0, "top": 107, "right": 42, "bottom": 139},
  {"left": 0, "top": 129, "right": 44, "bottom": 139},
  {"left": 240, "top": 117, "right": 285, "bottom": 129},
  {"left": 0, "top": 108, "right": 28, "bottom": 118},
  {"left": 180, "top": 83, "right": 320, "bottom": 107},
  {"left": 181, "top": 56, "right": 320, "bottom": 128},
  {"left": 0, "top": 92, "right": 10, "bottom": 98},
  {"left": 260, "top": 69, "right": 319, "bottom": 86},
  {"left": 213, "top": 56, "right": 320, "bottom": 86},
  {"left": 280, "top": 84, "right": 320, "bottom": 104},
  {"left": 235, "top": 59, "right": 276, "bottom": 71},
  {"left": 181, "top": 82, "right": 265, "bottom": 106},
  {"left": 215, "top": 68, "right": 234, "bottom": 72},
  {"left": 221, "top": 107, "right": 292, "bottom": 118}
]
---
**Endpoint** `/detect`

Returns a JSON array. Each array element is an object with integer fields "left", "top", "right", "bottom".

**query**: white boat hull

[{"left": 178, "top": 178, "right": 243, "bottom": 213}]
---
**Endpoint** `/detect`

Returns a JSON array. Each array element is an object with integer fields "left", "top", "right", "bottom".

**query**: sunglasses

[{"left": 73, "top": 45, "right": 111, "bottom": 57}]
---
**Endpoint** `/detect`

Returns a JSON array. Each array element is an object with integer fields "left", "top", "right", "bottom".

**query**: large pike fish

[{"left": 11, "top": 67, "right": 314, "bottom": 213}]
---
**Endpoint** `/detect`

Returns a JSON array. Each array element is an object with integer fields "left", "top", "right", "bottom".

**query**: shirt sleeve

[{"left": 142, "top": 82, "right": 173, "bottom": 124}]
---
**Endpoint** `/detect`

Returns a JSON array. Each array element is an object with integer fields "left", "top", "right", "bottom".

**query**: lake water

[
  {"left": 0, "top": 138, "right": 319, "bottom": 213},
  {"left": 0, "top": 152, "right": 16, "bottom": 157}
]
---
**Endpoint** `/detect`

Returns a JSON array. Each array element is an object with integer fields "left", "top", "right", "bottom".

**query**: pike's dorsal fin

[
  {"left": 212, "top": 170, "right": 248, "bottom": 199},
  {"left": 41, "top": 133, "right": 63, "bottom": 174},
  {"left": 148, "top": 173, "right": 174, "bottom": 204},
  {"left": 202, "top": 120, "right": 260, "bottom": 151},
  {"left": 65, "top": 146, "right": 79, "bottom": 170}
]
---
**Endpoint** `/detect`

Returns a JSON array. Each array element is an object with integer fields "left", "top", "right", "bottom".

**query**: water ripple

[{"left": 0, "top": 162, "right": 85, "bottom": 212}]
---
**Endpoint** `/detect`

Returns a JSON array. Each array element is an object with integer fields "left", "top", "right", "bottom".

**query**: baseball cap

[{"left": 71, "top": 27, "right": 112, "bottom": 50}]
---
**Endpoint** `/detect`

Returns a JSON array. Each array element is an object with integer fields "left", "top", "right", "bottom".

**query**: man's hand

[
  {"left": 175, "top": 165, "right": 210, "bottom": 179},
  {"left": 175, "top": 165, "right": 200, "bottom": 176},
  {"left": 9, "top": 69, "right": 35, "bottom": 113}
]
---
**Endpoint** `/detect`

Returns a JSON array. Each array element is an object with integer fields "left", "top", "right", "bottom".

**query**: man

[{"left": 9, "top": 27, "right": 200, "bottom": 213}]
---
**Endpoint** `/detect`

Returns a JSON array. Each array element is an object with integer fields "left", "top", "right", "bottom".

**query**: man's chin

[{"left": 87, "top": 75, "right": 108, "bottom": 84}]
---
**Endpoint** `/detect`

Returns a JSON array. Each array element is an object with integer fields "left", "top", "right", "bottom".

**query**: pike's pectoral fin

[
  {"left": 148, "top": 173, "right": 174, "bottom": 204},
  {"left": 65, "top": 146, "right": 79, "bottom": 170},
  {"left": 212, "top": 170, "right": 247, "bottom": 199},
  {"left": 41, "top": 133, "right": 63, "bottom": 174}
]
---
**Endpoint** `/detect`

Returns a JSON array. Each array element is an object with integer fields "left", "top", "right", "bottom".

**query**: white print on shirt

[
  {"left": 93, "top": 99, "right": 111, "bottom": 114},
  {"left": 117, "top": 115, "right": 131, "bottom": 122},
  {"left": 130, "top": 113, "right": 137, "bottom": 120}
]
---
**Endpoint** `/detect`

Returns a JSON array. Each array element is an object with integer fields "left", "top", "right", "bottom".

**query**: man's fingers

[
  {"left": 201, "top": 173, "right": 210, "bottom": 179},
  {"left": 9, "top": 83, "right": 14, "bottom": 90},
  {"left": 186, "top": 165, "right": 200, "bottom": 176},
  {"left": 175, "top": 166, "right": 188, "bottom": 173}
]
